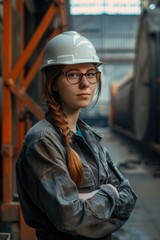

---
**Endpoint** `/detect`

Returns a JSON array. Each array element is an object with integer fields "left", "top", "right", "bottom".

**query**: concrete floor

[{"left": 99, "top": 127, "right": 160, "bottom": 240}]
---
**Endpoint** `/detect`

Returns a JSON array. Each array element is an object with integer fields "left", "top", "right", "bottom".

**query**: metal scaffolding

[{"left": 1, "top": 0, "right": 67, "bottom": 239}]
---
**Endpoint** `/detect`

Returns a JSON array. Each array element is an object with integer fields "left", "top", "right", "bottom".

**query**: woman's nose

[{"left": 79, "top": 75, "right": 89, "bottom": 88}]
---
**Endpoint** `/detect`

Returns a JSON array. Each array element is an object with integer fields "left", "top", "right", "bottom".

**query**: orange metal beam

[
  {"left": 16, "top": 0, "right": 26, "bottom": 154},
  {"left": 22, "top": 27, "right": 61, "bottom": 90},
  {"left": 22, "top": 51, "right": 43, "bottom": 90},
  {"left": 2, "top": 0, "right": 13, "bottom": 202},
  {"left": 6, "top": 78, "right": 44, "bottom": 119},
  {"left": 10, "top": 28, "right": 62, "bottom": 118},
  {"left": 47, "top": 27, "right": 62, "bottom": 41},
  {"left": 8, "top": 3, "right": 57, "bottom": 83},
  {"left": 1, "top": 203, "right": 19, "bottom": 221}
]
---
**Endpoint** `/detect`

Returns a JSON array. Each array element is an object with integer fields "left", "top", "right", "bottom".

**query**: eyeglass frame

[{"left": 61, "top": 69, "right": 101, "bottom": 85}]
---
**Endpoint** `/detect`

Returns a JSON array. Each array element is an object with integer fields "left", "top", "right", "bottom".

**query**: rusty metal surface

[{"left": 2, "top": 0, "right": 13, "bottom": 203}]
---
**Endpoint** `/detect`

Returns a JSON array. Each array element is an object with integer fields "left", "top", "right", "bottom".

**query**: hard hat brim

[{"left": 40, "top": 59, "right": 107, "bottom": 70}]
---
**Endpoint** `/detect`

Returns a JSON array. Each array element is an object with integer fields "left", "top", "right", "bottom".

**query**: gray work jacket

[{"left": 16, "top": 117, "right": 137, "bottom": 240}]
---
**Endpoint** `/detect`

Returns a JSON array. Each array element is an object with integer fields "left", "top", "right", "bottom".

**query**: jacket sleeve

[
  {"left": 24, "top": 138, "right": 126, "bottom": 239},
  {"left": 105, "top": 149, "right": 137, "bottom": 220}
]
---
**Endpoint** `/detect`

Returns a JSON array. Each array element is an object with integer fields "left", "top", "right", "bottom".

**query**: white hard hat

[{"left": 41, "top": 31, "right": 105, "bottom": 69}]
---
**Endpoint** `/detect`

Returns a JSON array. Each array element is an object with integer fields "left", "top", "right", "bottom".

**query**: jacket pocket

[{"left": 78, "top": 168, "right": 95, "bottom": 193}]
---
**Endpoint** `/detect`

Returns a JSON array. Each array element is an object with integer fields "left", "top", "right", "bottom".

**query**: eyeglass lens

[{"left": 65, "top": 70, "right": 100, "bottom": 84}]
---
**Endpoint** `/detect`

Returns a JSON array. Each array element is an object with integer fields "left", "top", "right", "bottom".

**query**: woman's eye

[
  {"left": 87, "top": 72, "right": 96, "bottom": 77},
  {"left": 68, "top": 72, "right": 79, "bottom": 78}
]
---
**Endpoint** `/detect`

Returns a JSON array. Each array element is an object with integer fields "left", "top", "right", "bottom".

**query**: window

[{"left": 70, "top": 0, "right": 141, "bottom": 15}]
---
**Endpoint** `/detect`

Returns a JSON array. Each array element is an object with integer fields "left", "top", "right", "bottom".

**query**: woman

[{"left": 16, "top": 31, "right": 137, "bottom": 240}]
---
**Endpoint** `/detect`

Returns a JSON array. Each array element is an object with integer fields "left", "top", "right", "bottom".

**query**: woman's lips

[{"left": 77, "top": 93, "right": 90, "bottom": 96}]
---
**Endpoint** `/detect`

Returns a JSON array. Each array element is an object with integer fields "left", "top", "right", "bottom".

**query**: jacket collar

[
  {"left": 77, "top": 118, "right": 104, "bottom": 142},
  {"left": 45, "top": 110, "right": 104, "bottom": 142}
]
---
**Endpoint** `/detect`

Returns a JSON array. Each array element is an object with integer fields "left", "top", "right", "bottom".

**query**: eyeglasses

[{"left": 62, "top": 69, "right": 101, "bottom": 85}]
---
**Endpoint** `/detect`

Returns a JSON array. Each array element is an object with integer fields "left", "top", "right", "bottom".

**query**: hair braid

[
  {"left": 43, "top": 66, "right": 83, "bottom": 186},
  {"left": 48, "top": 99, "right": 83, "bottom": 186}
]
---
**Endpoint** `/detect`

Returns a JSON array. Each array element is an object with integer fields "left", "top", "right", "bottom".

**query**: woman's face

[{"left": 54, "top": 64, "right": 98, "bottom": 114}]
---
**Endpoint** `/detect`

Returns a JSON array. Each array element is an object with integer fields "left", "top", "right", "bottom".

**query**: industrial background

[{"left": 0, "top": 0, "right": 160, "bottom": 239}]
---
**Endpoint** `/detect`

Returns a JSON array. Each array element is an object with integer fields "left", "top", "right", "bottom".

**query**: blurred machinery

[
  {"left": 0, "top": 0, "right": 67, "bottom": 239},
  {"left": 110, "top": 8, "right": 160, "bottom": 153}
]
